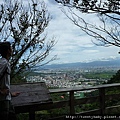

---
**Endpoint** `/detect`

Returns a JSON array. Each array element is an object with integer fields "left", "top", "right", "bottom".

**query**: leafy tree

[
  {"left": 107, "top": 70, "right": 120, "bottom": 84},
  {"left": 55, "top": 0, "right": 120, "bottom": 47},
  {"left": 0, "top": 0, "right": 56, "bottom": 83},
  {"left": 104, "top": 70, "right": 120, "bottom": 108}
]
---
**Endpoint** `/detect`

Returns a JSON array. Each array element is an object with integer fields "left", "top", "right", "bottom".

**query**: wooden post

[
  {"left": 99, "top": 88, "right": 105, "bottom": 114},
  {"left": 29, "top": 110, "right": 35, "bottom": 120},
  {"left": 69, "top": 91, "right": 75, "bottom": 114}
]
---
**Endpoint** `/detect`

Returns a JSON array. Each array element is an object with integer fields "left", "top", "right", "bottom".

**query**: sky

[
  {"left": 43, "top": 0, "right": 120, "bottom": 64},
  {"left": 0, "top": 0, "right": 120, "bottom": 65}
]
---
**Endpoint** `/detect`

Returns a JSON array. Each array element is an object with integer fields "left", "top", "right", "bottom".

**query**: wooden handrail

[
  {"left": 13, "top": 83, "right": 120, "bottom": 120},
  {"left": 49, "top": 83, "right": 120, "bottom": 93}
]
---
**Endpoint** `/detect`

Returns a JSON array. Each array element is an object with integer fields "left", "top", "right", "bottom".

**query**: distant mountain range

[{"left": 39, "top": 58, "right": 120, "bottom": 70}]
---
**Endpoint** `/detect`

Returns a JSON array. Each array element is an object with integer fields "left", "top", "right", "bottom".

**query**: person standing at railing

[{"left": 0, "top": 42, "right": 20, "bottom": 120}]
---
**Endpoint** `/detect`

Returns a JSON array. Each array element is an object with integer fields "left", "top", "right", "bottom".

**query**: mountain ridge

[{"left": 41, "top": 58, "right": 120, "bottom": 69}]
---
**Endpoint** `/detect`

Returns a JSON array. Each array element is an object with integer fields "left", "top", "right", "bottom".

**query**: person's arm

[{"left": 11, "top": 92, "right": 20, "bottom": 97}]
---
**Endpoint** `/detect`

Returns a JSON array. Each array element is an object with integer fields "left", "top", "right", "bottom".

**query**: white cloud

[
  {"left": 83, "top": 49, "right": 99, "bottom": 53},
  {"left": 1, "top": 0, "right": 118, "bottom": 65},
  {"left": 2, "top": 0, "right": 117, "bottom": 64},
  {"left": 44, "top": 0, "right": 120, "bottom": 64}
]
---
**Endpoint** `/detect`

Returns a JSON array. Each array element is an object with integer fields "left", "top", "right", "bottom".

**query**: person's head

[{"left": 0, "top": 41, "right": 12, "bottom": 59}]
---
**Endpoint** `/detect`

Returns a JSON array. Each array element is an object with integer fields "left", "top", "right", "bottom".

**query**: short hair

[{"left": 0, "top": 41, "right": 11, "bottom": 57}]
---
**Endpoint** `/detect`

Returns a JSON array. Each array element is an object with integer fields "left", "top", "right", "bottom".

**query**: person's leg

[
  {"left": 9, "top": 101, "right": 17, "bottom": 120},
  {"left": 0, "top": 100, "right": 9, "bottom": 120}
]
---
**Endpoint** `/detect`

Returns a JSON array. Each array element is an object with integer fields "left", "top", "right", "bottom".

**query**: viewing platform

[{"left": 11, "top": 82, "right": 120, "bottom": 120}]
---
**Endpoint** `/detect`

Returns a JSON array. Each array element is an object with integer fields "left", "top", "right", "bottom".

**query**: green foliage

[
  {"left": 107, "top": 70, "right": 120, "bottom": 84},
  {"left": 16, "top": 113, "right": 29, "bottom": 120},
  {"left": 11, "top": 74, "right": 26, "bottom": 84},
  {"left": 103, "top": 70, "right": 120, "bottom": 111},
  {"left": 50, "top": 92, "right": 69, "bottom": 101},
  {"left": 84, "top": 72, "right": 115, "bottom": 79}
]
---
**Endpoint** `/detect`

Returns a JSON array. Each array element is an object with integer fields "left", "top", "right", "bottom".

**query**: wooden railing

[{"left": 13, "top": 83, "right": 120, "bottom": 120}]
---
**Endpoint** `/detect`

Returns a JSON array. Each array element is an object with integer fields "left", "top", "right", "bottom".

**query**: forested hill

[{"left": 38, "top": 58, "right": 120, "bottom": 70}]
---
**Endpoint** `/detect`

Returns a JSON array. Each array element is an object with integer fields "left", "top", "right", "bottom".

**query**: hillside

[{"left": 38, "top": 58, "right": 120, "bottom": 70}]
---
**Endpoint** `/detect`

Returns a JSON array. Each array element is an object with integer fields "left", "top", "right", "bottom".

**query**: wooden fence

[{"left": 11, "top": 83, "right": 120, "bottom": 120}]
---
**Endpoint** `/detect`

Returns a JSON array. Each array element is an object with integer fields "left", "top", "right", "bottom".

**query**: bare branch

[
  {"left": 0, "top": 0, "right": 56, "bottom": 82},
  {"left": 56, "top": 0, "right": 120, "bottom": 48}
]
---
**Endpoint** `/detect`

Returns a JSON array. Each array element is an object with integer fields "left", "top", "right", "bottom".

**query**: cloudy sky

[
  {"left": 43, "top": 0, "right": 120, "bottom": 64},
  {"left": 0, "top": 0, "right": 119, "bottom": 65}
]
